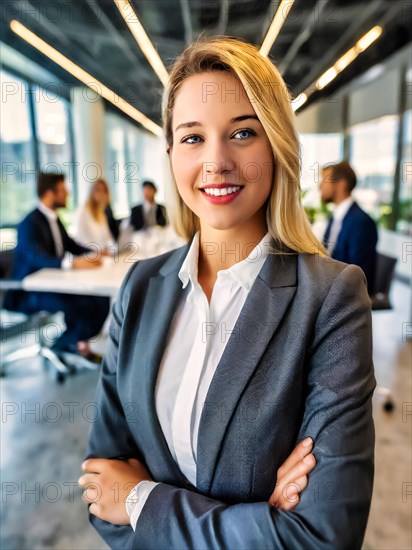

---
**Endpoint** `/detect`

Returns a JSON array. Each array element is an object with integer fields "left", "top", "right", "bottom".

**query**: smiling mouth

[{"left": 199, "top": 185, "right": 244, "bottom": 197}]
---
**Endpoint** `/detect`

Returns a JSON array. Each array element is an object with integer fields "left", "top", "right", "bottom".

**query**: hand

[
  {"left": 72, "top": 255, "right": 102, "bottom": 269},
  {"left": 79, "top": 458, "right": 152, "bottom": 524},
  {"left": 268, "top": 437, "right": 316, "bottom": 510}
]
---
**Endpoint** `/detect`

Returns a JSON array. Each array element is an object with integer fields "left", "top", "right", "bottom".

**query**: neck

[
  {"left": 198, "top": 218, "right": 267, "bottom": 279},
  {"left": 40, "top": 198, "right": 56, "bottom": 211},
  {"left": 334, "top": 194, "right": 351, "bottom": 206}
]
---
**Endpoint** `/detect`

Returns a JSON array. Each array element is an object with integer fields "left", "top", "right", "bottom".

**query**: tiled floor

[{"left": 1, "top": 281, "right": 411, "bottom": 549}]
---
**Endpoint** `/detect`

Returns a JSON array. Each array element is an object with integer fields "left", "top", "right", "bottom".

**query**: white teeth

[{"left": 204, "top": 186, "right": 241, "bottom": 196}]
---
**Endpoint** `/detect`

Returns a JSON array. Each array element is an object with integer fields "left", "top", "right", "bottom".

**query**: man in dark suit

[
  {"left": 8, "top": 172, "right": 110, "bottom": 355},
  {"left": 130, "top": 180, "right": 167, "bottom": 231},
  {"left": 320, "top": 161, "right": 378, "bottom": 293}
]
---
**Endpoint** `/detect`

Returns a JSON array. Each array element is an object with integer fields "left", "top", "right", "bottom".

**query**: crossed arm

[{"left": 79, "top": 437, "right": 316, "bottom": 523}]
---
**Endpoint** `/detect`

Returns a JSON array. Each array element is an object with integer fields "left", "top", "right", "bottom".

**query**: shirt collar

[
  {"left": 143, "top": 199, "right": 155, "bottom": 212},
  {"left": 178, "top": 231, "right": 272, "bottom": 296},
  {"left": 38, "top": 201, "right": 58, "bottom": 221},
  {"left": 333, "top": 196, "right": 354, "bottom": 222}
]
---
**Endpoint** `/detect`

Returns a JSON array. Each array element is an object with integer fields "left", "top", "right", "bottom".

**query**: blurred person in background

[
  {"left": 75, "top": 178, "right": 117, "bottom": 254},
  {"left": 320, "top": 161, "right": 378, "bottom": 294},
  {"left": 118, "top": 179, "right": 168, "bottom": 251},
  {"left": 6, "top": 172, "right": 110, "bottom": 358},
  {"left": 129, "top": 180, "right": 168, "bottom": 231}
]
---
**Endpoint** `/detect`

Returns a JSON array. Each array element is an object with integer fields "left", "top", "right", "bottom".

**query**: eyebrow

[{"left": 174, "top": 114, "right": 259, "bottom": 133}]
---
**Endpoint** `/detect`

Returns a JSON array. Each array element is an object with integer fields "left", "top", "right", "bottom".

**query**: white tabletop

[
  {"left": 22, "top": 227, "right": 185, "bottom": 297},
  {"left": 22, "top": 257, "right": 133, "bottom": 297}
]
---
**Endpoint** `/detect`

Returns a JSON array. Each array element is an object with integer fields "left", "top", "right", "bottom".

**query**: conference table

[
  {"left": 22, "top": 255, "right": 134, "bottom": 297},
  {"left": 22, "top": 226, "right": 185, "bottom": 298},
  {"left": 19, "top": 227, "right": 185, "bottom": 365}
]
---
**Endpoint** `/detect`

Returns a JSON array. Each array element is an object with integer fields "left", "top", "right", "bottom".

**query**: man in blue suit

[
  {"left": 320, "top": 161, "right": 378, "bottom": 294},
  {"left": 8, "top": 172, "right": 110, "bottom": 355}
]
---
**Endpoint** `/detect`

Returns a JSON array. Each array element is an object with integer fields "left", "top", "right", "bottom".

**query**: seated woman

[
  {"left": 75, "top": 178, "right": 116, "bottom": 254},
  {"left": 79, "top": 37, "right": 375, "bottom": 549}
]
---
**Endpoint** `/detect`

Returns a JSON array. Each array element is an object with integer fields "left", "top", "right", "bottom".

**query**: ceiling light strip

[
  {"left": 10, "top": 19, "right": 162, "bottom": 136},
  {"left": 293, "top": 25, "right": 383, "bottom": 111},
  {"left": 114, "top": 0, "right": 169, "bottom": 87},
  {"left": 260, "top": 0, "right": 296, "bottom": 57}
]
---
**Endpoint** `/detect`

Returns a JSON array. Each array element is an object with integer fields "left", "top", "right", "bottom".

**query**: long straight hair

[
  {"left": 162, "top": 37, "right": 325, "bottom": 256},
  {"left": 86, "top": 178, "right": 110, "bottom": 222}
]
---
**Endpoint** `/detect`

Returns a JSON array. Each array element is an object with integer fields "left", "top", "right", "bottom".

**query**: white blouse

[
  {"left": 74, "top": 206, "right": 115, "bottom": 251},
  {"left": 126, "top": 231, "right": 273, "bottom": 529}
]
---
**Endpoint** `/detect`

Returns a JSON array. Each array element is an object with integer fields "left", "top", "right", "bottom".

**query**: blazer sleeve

[
  {"left": 59, "top": 219, "right": 91, "bottom": 256},
  {"left": 85, "top": 263, "right": 143, "bottom": 549},
  {"left": 17, "top": 217, "right": 62, "bottom": 272},
  {"left": 129, "top": 264, "right": 376, "bottom": 550}
]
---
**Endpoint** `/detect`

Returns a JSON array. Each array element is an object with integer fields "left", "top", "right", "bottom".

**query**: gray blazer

[{"left": 86, "top": 240, "right": 375, "bottom": 549}]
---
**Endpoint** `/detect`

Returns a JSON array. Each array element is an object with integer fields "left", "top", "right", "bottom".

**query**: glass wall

[
  {"left": 105, "top": 112, "right": 167, "bottom": 218},
  {"left": 33, "top": 85, "right": 75, "bottom": 217},
  {"left": 349, "top": 115, "right": 399, "bottom": 227},
  {"left": 0, "top": 69, "right": 75, "bottom": 228},
  {"left": 397, "top": 109, "right": 412, "bottom": 235},
  {"left": 0, "top": 70, "right": 37, "bottom": 227},
  {"left": 105, "top": 113, "right": 129, "bottom": 218},
  {"left": 299, "top": 133, "right": 343, "bottom": 223},
  {"left": 34, "top": 86, "right": 73, "bottom": 172}
]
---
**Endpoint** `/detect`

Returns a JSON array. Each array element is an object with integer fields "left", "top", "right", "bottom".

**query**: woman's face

[
  {"left": 170, "top": 71, "right": 274, "bottom": 233},
  {"left": 92, "top": 182, "right": 109, "bottom": 206}
]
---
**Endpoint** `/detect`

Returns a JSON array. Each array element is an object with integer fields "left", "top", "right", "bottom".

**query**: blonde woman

[
  {"left": 75, "top": 178, "right": 116, "bottom": 253},
  {"left": 80, "top": 38, "right": 375, "bottom": 549}
]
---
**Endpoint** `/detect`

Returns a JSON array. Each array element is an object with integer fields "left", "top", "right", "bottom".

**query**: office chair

[
  {"left": 0, "top": 248, "right": 71, "bottom": 383},
  {"left": 371, "top": 252, "right": 397, "bottom": 310},
  {"left": 371, "top": 252, "right": 398, "bottom": 412}
]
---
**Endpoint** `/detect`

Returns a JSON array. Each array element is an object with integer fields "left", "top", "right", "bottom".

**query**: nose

[{"left": 202, "top": 138, "right": 237, "bottom": 182}]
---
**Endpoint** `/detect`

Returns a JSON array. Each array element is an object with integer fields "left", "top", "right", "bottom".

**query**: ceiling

[{"left": 2, "top": 0, "right": 411, "bottom": 131}]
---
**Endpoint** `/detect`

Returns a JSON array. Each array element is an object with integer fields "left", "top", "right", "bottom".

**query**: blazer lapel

[
  {"left": 196, "top": 252, "right": 298, "bottom": 493},
  {"left": 129, "top": 243, "right": 192, "bottom": 485}
]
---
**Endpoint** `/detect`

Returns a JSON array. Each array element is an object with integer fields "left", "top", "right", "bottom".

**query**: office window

[
  {"left": 125, "top": 123, "right": 167, "bottom": 206},
  {"left": 33, "top": 86, "right": 75, "bottom": 220},
  {"left": 299, "top": 133, "right": 343, "bottom": 211},
  {"left": 139, "top": 132, "right": 168, "bottom": 204},
  {"left": 105, "top": 114, "right": 129, "bottom": 218},
  {"left": 397, "top": 109, "right": 412, "bottom": 235},
  {"left": 33, "top": 87, "right": 73, "bottom": 171},
  {"left": 125, "top": 126, "right": 143, "bottom": 207},
  {"left": 349, "top": 115, "right": 399, "bottom": 226},
  {"left": 0, "top": 70, "right": 37, "bottom": 227}
]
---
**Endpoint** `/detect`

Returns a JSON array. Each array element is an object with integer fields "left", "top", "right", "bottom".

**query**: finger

[
  {"left": 82, "top": 483, "right": 101, "bottom": 504},
  {"left": 82, "top": 458, "right": 107, "bottom": 473},
  {"left": 279, "top": 493, "right": 300, "bottom": 511},
  {"left": 281, "top": 476, "right": 308, "bottom": 502},
  {"left": 286, "top": 475, "right": 308, "bottom": 494},
  {"left": 78, "top": 473, "right": 96, "bottom": 488},
  {"left": 88, "top": 502, "right": 99, "bottom": 517},
  {"left": 277, "top": 437, "right": 313, "bottom": 478},
  {"left": 278, "top": 453, "right": 316, "bottom": 488}
]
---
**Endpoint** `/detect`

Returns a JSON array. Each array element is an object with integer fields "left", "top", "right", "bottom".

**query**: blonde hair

[
  {"left": 86, "top": 178, "right": 110, "bottom": 222},
  {"left": 163, "top": 36, "right": 325, "bottom": 256}
]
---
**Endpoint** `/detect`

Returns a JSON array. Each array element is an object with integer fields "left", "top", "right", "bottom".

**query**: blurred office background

[{"left": 1, "top": 1, "right": 411, "bottom": 549}]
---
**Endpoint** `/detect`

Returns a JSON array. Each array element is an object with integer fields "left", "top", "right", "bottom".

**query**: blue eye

[
  {"left": 181, "top": 135, "right": 203, "bottom": 144},
  {"left": 233, "top": 129, "right": 256, "bottom": 140}
]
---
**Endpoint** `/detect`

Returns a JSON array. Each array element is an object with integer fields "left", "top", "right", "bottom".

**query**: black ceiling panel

[{"left": 1, "top": 0, "right": 410, "bottom": 131}]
